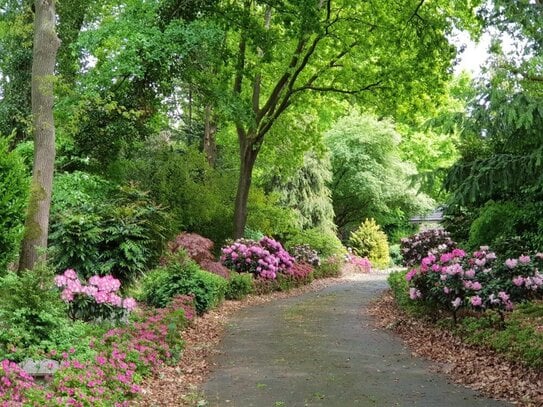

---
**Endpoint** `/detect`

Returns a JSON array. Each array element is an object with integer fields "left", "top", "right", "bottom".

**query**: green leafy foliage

[
  {"left": 285, "top": 228, "right": 345, "bottom": 259},
  {"left": 225, "top": 273, "right": 254, "bottom": 301},
  {"left": 267, "top": 151, "right": 336, "bottom": 233},
  {"left": 113, "top": 145, "right": 235, "bottom": 243},
  {"left": 326, "top": 111, "right": 434, "bottom": 237},
  {"left": 456, "top": 301, "right": 543, "bottom": 369},
  {"left": 0, "top": 136, "right": 28, "bottom": 272},
  {"left": 313, "top": 256, "right": 344, "bottom": 279},
  {"left": 139, "top": 253, "right": 227, "bottom": 314},
  {"left": 349, "top": 219, "right": 390, "bottom": 268},
  {"left": 49, "top": 172, "right": 172, "bottom": 284},
  {"left": 387, "top": 271, "right": 428, "bottom": 316},
  {"left": 0, "top": 264, "right": 98, "bottom": 362}
]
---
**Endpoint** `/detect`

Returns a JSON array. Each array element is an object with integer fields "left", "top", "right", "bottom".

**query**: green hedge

[{"left": 139, "top": 258, "right": 227, "bottom": 314}]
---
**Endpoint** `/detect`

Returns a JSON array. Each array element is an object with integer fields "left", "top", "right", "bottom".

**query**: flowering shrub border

[
  {"left": 0, "top": 296, "right": 195, "bottom": 406},
  {"left": 406, "top": 247, "right": 543, "bottom": 322}
]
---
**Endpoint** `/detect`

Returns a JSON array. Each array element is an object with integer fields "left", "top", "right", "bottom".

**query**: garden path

[{"left": 202, "top": 272, "right": 511, "bottom": 407}]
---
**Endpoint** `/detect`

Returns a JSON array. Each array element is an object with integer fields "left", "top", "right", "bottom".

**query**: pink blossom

[
  {"left": 512, "top": 276, "right": 525, "bottom": 287},
  {"left": 54, "top": 275, "right": 67, "bottom": 287},
  {"left": 518, "top": 255, "right": 531, "bottom": 264},
  {"left": 122, "top": 298, "right": 137, "bottom": 311},
  {"left": 61, "top": 289, "right": 74, "bottom": 302},
  {"left": 451, "top": 297, "right": 462, "bottom": 309},
  {"left": 486, "top": 252, "right": 497, "bottom": 260},
  {"left": 505, "top": 258, "right": 518, "bottom": 269},
  {"left": 409, "top": 287, "right": 422, "bottom": 300},
  {"left": 471, "top": 281, "right": 482, "bottom": 291},
  {"left": 452, "top": 248, "right": 466, "bottom": 258},
  {"left": 470, "top": 295, "right": 483, "bottom": 307},
  {"left": 405, "top": 269, "right": 417, "bottom": 281},
  {"left": 63, "top": 269, "right": 78, "bottom": 280},
  {"left": 464, "top": 268, "right": 476, "bottom": 278}
]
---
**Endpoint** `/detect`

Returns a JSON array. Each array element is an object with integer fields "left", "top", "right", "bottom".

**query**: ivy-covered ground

[{"left": 138, "top": 270, "right": 517, "bottom": 406}]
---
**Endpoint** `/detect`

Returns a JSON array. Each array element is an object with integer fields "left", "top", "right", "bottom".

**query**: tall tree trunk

[
  {"left": 203, "top": 103, "right": 217, "bottom": 166},
  {"left": 233, "top": 132, "right": 259, "bottom": 238},
  {"left": 18, "top": 0, "right": 60, "bottom": 272}
]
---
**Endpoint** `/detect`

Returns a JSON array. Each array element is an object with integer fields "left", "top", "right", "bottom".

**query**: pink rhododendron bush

[
  {"left": 55, "top": 269, "right": 137, "bottom": 322},
  {"left": 406, "top": 247, "right": 543, "bottom": 321},
  {"left": 221, "top": 237, "right": 295, "bottom": 279}
]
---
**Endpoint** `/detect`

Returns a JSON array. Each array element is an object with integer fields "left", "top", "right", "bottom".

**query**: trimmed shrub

[
  {"left": 400, "top": 228, "right": 456, "bottom": 268},
  {"left": 349, "top": 219, "right": 390, "bottom": 268},
  {"left": 139, "top": 255, "right": 227, "bottom": 314},
  {"left": 0, "top": 136, "right": 28, "bottom": 273},
  {"left": 314, "top": 255, "right": 344, "bottom": 279},
  {"left": 285, "top": 227, "right": 346, "bottom": 259},
  {"left": 225, "top": 273, "right": 254, "bottom": 300}
]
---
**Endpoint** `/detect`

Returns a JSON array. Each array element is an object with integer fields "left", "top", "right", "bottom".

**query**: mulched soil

[
  {"left": 131, "top": 277, "right": 342, "bottom": 406},
  {"left": 368, "top": 291, "right": 543, "bottom": 407}
]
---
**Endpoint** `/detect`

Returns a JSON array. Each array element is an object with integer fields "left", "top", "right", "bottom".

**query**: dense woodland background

[{"left": 0, "top": 0, "right": 542, "bottom": 272}]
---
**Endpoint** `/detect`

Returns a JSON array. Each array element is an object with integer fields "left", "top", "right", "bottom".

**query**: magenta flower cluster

[
  {"left": 0, "top": 296, "right": 195, "bottom": 406},
  {"left": 406, "top": 246, "right": 543, "bottom": 319},
  {"left": 54, "top": 269, "right": 136, "bottom": 321},
  {"left": 0, "top": 360, "right": 34, "bottom": 404},
  {"left": 345, "top": 249, "right": 372, "bottom": 273},
  {"left": 221, "top": 237, "right": 294, "bottom": 279}
]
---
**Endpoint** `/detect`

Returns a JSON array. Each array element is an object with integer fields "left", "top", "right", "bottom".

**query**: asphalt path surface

[{"left": 203, "top": 273, "right": 511, "bottom": 407}]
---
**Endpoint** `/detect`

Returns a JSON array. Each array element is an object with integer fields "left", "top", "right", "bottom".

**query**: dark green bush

[
  {"left": 139, "top": 255, "right": 227, "bottom": 314},
  {"left": 112, "top": 145, "right": 236, "bottom": 245},
  {"left": 50, "top": 172, "right": 172, "bottom": 284},
  {"left": 285, "top": 227, "right": 345, "bottom": 259},
  {"left": 349, "top": 219, "right": 390, "bottom": 268},
  {"left": 468, "top": 201, "right": 517, "bottom": 250},
  {"left": 225, "top": 273, "right": 254, "bottom": 300},
  {"left": 0, "top": 264, "right": 101, "bottom": 362},
  {"left": 0, "top": 136, "right": 29, "bottom": 272},
  {"left": 313, "top": 255, "right": 344, "bottom": 279}
]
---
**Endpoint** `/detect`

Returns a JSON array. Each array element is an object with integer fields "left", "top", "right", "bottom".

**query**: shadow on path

[{"left": 203, "top": 273, "right": 511, "bottom": 407}]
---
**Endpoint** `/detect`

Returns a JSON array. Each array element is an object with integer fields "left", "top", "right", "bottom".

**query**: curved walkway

[{"left": 203, "top": 273, "right": 511, "bottom": 407}]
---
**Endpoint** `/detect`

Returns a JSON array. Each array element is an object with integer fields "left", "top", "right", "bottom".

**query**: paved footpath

[{"left": 203, "top": 273, "right": 511, "bottom": 407}]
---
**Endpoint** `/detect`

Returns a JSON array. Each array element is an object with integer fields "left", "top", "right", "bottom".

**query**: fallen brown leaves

[
  {"left": 368, "top": 291, "right": 543, "bottom": 407},
  {"left": 131, "top": 277, "right": 342, "bottom": 406}
]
